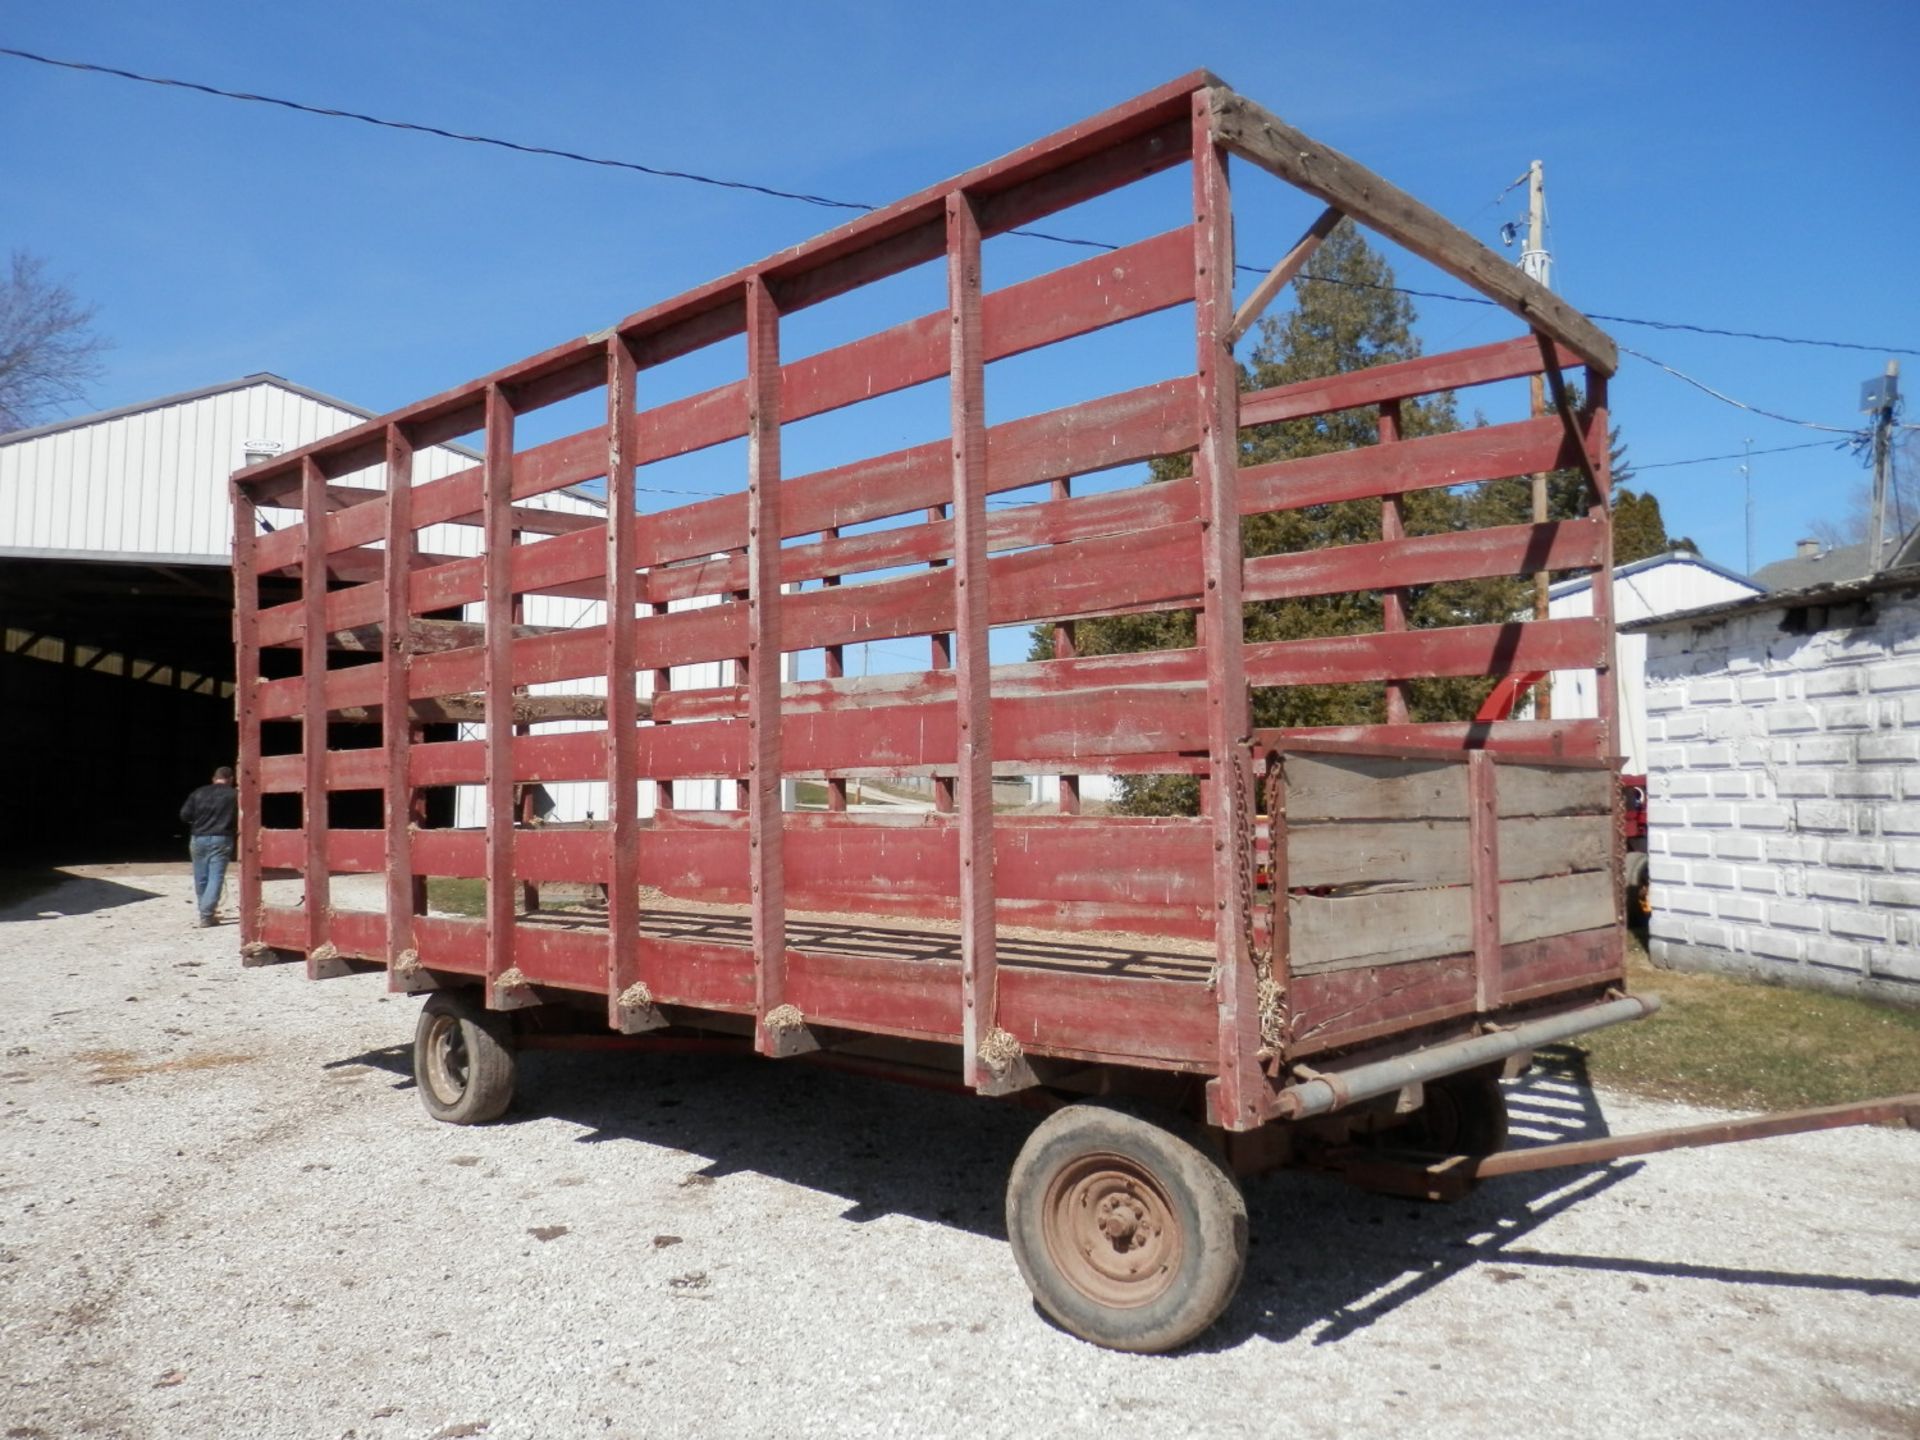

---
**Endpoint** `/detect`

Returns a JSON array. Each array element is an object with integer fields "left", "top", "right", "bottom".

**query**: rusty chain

[{"left": 1232, "top": 747, "right": 1289, "bottom": 1056}]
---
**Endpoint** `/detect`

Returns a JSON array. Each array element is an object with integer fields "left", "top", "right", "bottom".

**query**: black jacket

[{"left": 180, "top": 783, "right": 238, "bottom": 838}]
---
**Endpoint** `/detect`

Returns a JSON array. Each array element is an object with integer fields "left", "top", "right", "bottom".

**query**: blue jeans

[{"left": 190, "top": 835, "right": 233, "bottom": 921}]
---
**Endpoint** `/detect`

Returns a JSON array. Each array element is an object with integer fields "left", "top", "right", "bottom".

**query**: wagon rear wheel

[
  {"left": 1408, "top": 1070, "right": 1509, "bottom": 1156},
  {"left": 413, "top": 990, "right": 517, "bottom": 1125},
  {"left": 1006, "top": 1104, "right": 1247, "bottom": 1353}
]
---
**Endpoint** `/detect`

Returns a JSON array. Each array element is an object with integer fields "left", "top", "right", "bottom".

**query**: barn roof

[{"left": 1, "top": 373, "right": 479, "bottom": 461}]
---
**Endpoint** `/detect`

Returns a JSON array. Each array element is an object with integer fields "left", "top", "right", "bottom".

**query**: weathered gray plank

[
  {"left": 1283, "top": 752, "right": 1468, "bottom": 823},
  {"left": 1499, "top": 870, "right": 1615, "bottom": 946},
  {"left": 1288, "top": 819, "right": 1468, "bottom": 889},
  {"left": 1497, "top": 763, "right": 1615, "bottom": 819},
  {"left": 1208, "top": 89, "right": 1617, "bottom": 376},
  {"left": 1288, "top": 886, "right": 1472, "bottom": 973},
  {"left": 1498, "top": 814, "right": 1612, "bottom": 880},
  {"left": 1286, "top": 812, "right": 1608, "bottom": 891}
]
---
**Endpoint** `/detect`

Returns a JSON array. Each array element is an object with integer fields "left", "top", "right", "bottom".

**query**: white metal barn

[
  {"left": 0, "top": 374, "right": 611, "bottom": 860},
  {"left": 1545, "top": 550, "right": 1765, "bottom": 775}
]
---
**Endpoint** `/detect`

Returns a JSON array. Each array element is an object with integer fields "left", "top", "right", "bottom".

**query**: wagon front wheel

[
  {"left": 413, "top": 990, "right": 517, "bottom": 1125},
  {"left": 1006, "top": 1104, "right": 1247, "bottom": 1353}
]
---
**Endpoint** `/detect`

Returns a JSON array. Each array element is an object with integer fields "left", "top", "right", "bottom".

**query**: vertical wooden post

[
  {"left": 822, "top": 526, "right": 848, "bottom": 813},
  {"left": 605, "top": 336, "right": 659, "bottom": 1032},
  {"left": 948, "top": 189, "right": 1018, "bottom": 1092},
  {"left": 382, "top": 423, "right": 424, "bottom": 990},
  {"left": 1467, "top": 750, "right": 1501, "bottom": 1013},
  {"left": 1586, "top": 371, "right": 1617, "bottom": 760},
  {"left": 746, "top": 276, "right": 802, "bottom": 1056},
  {"left": 299, "top": 456, "right": 341, "bottom": 977},
  {"left": 1050, "top": 475, "right": 1080, "bottom": 815},
  {"left": 1378, "top": 400, "right": 1410, "bottom": 726},
  {"left": 511, "top": 532, "right": 537, "bottom": 916},
  {"left": 733, "top": 555, "right": 752, "bottom": 812},
  {"left": 1192, "top": 95, "right": 1261, "bottom": 1130},
  {"left": 482, "top": 383, "right": 529, "bottom": 1007},
  {"left": 1586, "top": 370, "right": 1626, "bottom": 944},
  {"left": 230, "top": 480, "right": 263, "bottom": 946}
]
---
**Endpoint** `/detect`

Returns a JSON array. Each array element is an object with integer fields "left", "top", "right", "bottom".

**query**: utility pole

[
  {"left": 1522, "top": 159, "right": 1552, "bottom": 718},
  {"left": 1865, "top": 360, "right": 1902, "bottom": 571}
]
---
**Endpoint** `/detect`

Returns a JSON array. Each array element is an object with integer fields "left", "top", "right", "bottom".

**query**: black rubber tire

[
  {"left": 1624, "top": 850, "right": 1651, "bottom": 937},
  {"left": 413, "top": 990, "right": 517, "bottom": 1125},
  {"left": 1006, "top": 1104, "right": 1247, "bottom": 1354},
  {"left": 1410, "top": 1070, "right": 1509, "bottom": 1156}
]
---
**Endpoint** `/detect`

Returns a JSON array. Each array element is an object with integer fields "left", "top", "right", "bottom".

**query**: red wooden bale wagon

[{"left": 228, "top": 73, "right": 1663, "bottom": 1351}]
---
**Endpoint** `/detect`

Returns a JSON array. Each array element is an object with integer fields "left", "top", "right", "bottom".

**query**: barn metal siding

[{"left": 1, "top": 377, "right": 602, "bottom": 561}]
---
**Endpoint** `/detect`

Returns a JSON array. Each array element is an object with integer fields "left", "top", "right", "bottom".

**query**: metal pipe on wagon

[{"left": 1273, "top": 993, "right": 1662, "bottom": 1121}]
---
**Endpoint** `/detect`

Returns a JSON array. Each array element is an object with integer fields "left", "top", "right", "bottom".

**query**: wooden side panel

[{"left": 1284, "top": 753, "right": 1469, "bottom": 822}]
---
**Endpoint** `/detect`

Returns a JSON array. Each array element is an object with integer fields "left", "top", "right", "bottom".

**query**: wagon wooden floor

[{"left": 519, "top": 899, "right": 1216, "bottom": 984}]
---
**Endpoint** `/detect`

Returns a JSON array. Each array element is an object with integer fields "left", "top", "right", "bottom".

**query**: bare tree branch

[{"left": 0, "top": 251, "right": 111, "bottom": 433}]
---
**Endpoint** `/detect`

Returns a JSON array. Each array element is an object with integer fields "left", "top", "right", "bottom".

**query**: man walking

[{"left": 179, "top": 766, "right": 238, "bottom": 928}]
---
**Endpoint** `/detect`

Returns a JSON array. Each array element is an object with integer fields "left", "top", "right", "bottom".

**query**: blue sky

[{"left": 6, "top": 0, "right": 1918, "bottom": 592}]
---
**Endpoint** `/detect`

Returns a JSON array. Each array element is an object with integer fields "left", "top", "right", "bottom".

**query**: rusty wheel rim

[
  {"left": 1039, "top": 1152, "right": 1183, "bottom": 1309},
  {"left": 424, "top": 1014, "right": 471, "bottom": 1106}
]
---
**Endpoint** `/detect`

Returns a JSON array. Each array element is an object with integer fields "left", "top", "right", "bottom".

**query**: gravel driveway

[{"left": 3, "top": 869, "right": 1916, "bottom": 1440}]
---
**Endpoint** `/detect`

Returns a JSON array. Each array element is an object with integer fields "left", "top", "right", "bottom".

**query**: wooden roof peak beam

[{"left": 1207, "top": 89, "right": 1618, "bottom": 377}]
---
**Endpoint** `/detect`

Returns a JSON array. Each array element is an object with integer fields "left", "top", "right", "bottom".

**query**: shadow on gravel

[
  {"left": 0, "top": 869, "right": 165, "bottom": 922},
  {"left": 324, "top": 1031, "right": 1920, "bottom": 1348}
]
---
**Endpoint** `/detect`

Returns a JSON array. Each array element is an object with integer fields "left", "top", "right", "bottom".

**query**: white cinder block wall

[{"left": 1640, "top": 583, "right": 1920, "bottom": 1007}]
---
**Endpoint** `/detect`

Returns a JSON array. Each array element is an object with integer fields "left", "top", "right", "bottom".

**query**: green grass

[
  {"left": 425, "top": 877, "right": 487, "bottom": 918},
  {"left": 1567, "top": 937, "right": 1920, "bottom": 1112}
]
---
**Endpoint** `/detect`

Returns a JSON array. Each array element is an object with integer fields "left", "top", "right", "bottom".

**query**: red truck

[{"left": 229, "top": 73, "right": 1910, "bottom": 1352}]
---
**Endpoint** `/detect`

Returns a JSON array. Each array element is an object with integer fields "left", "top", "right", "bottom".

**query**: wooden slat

[
  {"left": 1239, "top": 335, "right": 1580, "bottom": 429},
  {"left": 1500, "top": 870, "right": 1616, "bottom": 946},
  {"left": 1244, "top": 617, "right": 1608, "bottom": 690},
  {"left": 1243, "top": 516, "right": 1608, "bottom": 604},
  {"left": 1290, "top": 886, "right": 1473, "bottom": 973},
  {"left": 1287, "top": 819, "right": 1468, "bottom": 888},
  {"left": 1255, "top": 719, "right": 1607, "bottom": 762},
  {"left": 1208, "top": 89, "right": 1617, "bottom": 374},
  {"left": 1270, "top": 811, "right": 1610, "bottom": 888},
  {"left": 1239, "top": 413, "right": 1574, "bottom": 516},
  {"left": 1497, "top": 762, "right": 1616, "bottom": 817},
  {"left": 1285, "top": 752, "right": 1468, "bottom": 823}
]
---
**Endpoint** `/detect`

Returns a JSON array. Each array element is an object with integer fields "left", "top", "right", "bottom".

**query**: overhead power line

[
  {"left": 1631, "top": 439, "right": 1843, "bottom": 473},
  {"left": 1617, "top": 346, "right": 1864, "bottom": 435},
  {"left": 6, "top": 44, "right": 1917, "bottom": 363}
]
